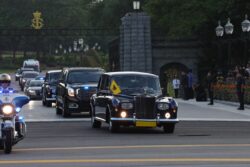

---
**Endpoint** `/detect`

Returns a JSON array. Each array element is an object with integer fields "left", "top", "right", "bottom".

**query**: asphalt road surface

[
  {"left": 0, "top": 121, "right": 250, "bottom": 167},
  {"left": 0, "top": 74, "right": 249, "bottom": 166}
]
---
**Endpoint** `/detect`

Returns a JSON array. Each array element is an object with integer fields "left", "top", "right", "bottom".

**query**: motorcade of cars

[
  {"left": 42, "top": 70, "right": 62, "bottom": 107},
  {"left": 22, "top": 59, "right": 40, "bottom": 72},
  {"left": 25, "top": 80, "right": 44, "bottom": 99},
  {"left": 56, "top": 67, "right": 105, "bottom": 117},
  {"left": 19, "top": 71, "right": 39, "bottom": 91},
  {"left": 90, "top": 71, "right": 179, "bottom": 133},
  {"left": 16, "top": 67, "right": 34, "bottom": 82}
]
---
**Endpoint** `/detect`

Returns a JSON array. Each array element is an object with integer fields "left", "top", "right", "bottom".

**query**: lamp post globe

[
  {"left": 241, "top": 14, "right": 250, "bottom": 32},
  {"left": 215, "top": 20, "right": 224, "bottom": 37},
  {"left": 133, "top": 1, "right": 140, "bottom": 10},
  {"left": 225, "top": 18, "right": 234, "bottom": 35}
]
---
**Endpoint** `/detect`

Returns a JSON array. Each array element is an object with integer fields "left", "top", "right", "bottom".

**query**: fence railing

[{"left": 213, "top": 79, "right": 250, "bottom": 104}]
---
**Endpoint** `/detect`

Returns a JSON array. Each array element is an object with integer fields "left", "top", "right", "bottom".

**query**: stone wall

[{"left": 119, "top": 12, "right": 152, "bottom": 73}]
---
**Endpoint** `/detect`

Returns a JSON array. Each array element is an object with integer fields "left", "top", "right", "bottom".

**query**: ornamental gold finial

[{"left": 31, "top": 10, "right": 44, "bottom": 30}]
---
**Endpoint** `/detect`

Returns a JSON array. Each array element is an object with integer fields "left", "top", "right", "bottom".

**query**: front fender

[{"left": 2, "top": 120, "right": 14, "bottom": 130}]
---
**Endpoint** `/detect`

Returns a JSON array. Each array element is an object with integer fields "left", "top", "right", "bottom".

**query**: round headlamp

[
  {"left": 157, "top": 103, "right": 169, "bottom": 110},
  {"left": 165, "top": 112, "right": 171, "bottom": 119},
  {"left": 67, "top": 87, "right": 75, "bottom": 97},
  {"left": 121, "top": 102, "right": 133, "bottom": 110},
  {"left": 120, "top": 111, "right": 127, "bottom": 118},
  {"left": 2, "top": 105, "right": 14, "bottom": 115}
]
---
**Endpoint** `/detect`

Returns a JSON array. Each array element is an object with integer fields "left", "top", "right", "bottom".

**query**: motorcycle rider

[
  {"left": 0, "top": 73, "right": 25, "bottom": 137},
  {"left": 0, "top": 73, "right": 13, "bottom": 91}
]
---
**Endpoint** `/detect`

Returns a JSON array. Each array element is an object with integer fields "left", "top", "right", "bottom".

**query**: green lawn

[{"left": 0, "top": 69, "right": 17, "bottom": 74}]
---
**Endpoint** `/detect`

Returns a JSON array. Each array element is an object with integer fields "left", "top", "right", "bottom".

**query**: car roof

[
  {"left": 47, "top": 70, "right": 62, "bottom": 73},
  {"left": 104, "top": 71, "right": 158, "bottom": 78},
  {"left": 65, "top": 67, "right": 105, "bottom": 72},
  {"left": 22, "top": 71, "right": 39, "bottom": 74},
  {"left": 65, "top": 67, "right": 104, "bottom": 71}
]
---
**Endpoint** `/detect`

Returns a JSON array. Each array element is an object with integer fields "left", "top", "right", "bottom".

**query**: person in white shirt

[{"left": 172, "top": 75, "right": 180, "bottom": 98}]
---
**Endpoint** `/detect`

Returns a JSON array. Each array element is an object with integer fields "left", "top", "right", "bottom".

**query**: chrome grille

[{"left": 135, "top": 96, "right": 156, "bottom": 119}]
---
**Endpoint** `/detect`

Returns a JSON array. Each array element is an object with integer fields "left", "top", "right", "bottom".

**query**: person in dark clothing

[
  {"left": 180, "top": 71, "right": 188, "bottom": 100},
  {"left": 206, "top": 71, "right": 215, "bottom": 105},
  {"left": 236, "top": 70, "right": 245, "bottom": 110},
  {"left": 187, "top": 69, "right": 194, "bottom": 99}
]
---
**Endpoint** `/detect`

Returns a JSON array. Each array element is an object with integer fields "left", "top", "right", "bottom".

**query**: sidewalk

[
  {"left": 214, "top": 99, "right": 250, "bottom": 110},
  {"left": 176, "top": 98, "right": 250, "bottom": 121},
  {"left": 176, "top": 98, "right": 250, "bottom": 110}
]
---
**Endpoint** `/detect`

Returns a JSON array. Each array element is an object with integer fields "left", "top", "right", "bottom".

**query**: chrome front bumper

[{"left": 110, "top": 114, "right": 179, "bottom": 124}]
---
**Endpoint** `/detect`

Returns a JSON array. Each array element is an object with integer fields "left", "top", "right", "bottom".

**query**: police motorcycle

[{"left": 0, "top": 74, "right": 29, "bottom": 154}]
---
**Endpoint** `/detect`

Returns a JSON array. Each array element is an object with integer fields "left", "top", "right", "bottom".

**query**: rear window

[{"left": 23, "top": 73, "right": 39, "bottom": 78}]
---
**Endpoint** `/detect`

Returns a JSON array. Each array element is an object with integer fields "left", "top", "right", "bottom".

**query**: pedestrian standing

[
  {"left": 187, "top": 69, "right": 194, "bottom": 99},
  {"left": 180, "top": 71, "right": 188, "bottom": 100},
  {"left": 172, "top": 75, "right": 180, "bottom": 98},
  {"left": 236, "top": 70, "right": 245, "bottom": 110},
  {"left": 206, "top": 71, "right": 214, "bottom": 105}
]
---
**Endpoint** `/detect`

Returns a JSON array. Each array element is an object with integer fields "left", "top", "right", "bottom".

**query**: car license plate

[{"left": 136, "top": 121, "right": 156, "bottom": 127}]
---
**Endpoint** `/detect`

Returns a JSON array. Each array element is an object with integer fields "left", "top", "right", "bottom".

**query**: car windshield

[
  {"left": 49, "top": 72, "right": 61, "bottom": 83},
  {"left": 111, "top": 75, "right": 162, "bottom": 96},
  {"left": 67, "top": 70, "right": 102, "bottom": 84},
  {"left": 23, "top": 73, "right": 39, "bottom": 78},
  {"left": 29, "top": 80, "right": 43, "bottom": 87}
]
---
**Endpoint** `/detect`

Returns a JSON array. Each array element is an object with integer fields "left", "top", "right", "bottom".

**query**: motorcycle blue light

[
  {"left": 0, "top": 90, "right": 2, "bottom": 93},
  {"left": 16, "top": 107, "right": 21, "bottom": 112},
  {"left": 18, "top": 116, "right": 24, "bottom": 120},
  {"left": 84, "top": 86, "right": 89, "bottom": 90},
  {"left": 9, "top": 90, "right": 13, "bottom": 93}
]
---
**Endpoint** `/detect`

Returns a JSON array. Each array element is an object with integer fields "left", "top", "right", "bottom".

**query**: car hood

[{"left": 27, "top": 87, "right": 42, "bottom": 90}]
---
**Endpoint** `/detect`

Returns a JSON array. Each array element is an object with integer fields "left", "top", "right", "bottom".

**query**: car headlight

[
  {"left": 165, "top": 112, "right": 171, "bottom": 119},
  {"left": 121, "top": 102, "right": 133, "bottom": 110},
  {"left": 2, "top": 105, "right": 14, "bottom": 115},
  {"left": 67, "top": 87, "right": 75, "bottom": 97},
  {"left": 28, "top": 90, "right": 35, "bottom": 94},
  {"left": 157, "top": 103, "right": 169, "bottom": 110}
]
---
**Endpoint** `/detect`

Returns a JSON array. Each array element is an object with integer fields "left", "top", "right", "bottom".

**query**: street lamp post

[
  {"left": 224, "top": 18, "right": 234, "bottom": 67},
  {"left": 78, "top": 38, "right": 84, "bottom": 64},
  {"left": 215, "top": 15, "right": 250, "bottom": 69},
  {"left": 241, "top": 14, "right": 250, "bottom": 65}
]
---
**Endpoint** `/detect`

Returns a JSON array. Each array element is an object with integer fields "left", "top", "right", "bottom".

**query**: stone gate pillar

[{"left": 120, "top": 12, "right": 152, "bottom": 73}]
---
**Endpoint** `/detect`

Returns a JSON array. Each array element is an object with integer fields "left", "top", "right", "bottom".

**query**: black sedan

[
  {"left": 90, "top": 71, "right": 179, "bottom": 133},
  {"left": 25, "top": 80, "right": 44, "bottom": 99},
  {"left": 42, "top": 70, "right": 62, "bottom": 107}
]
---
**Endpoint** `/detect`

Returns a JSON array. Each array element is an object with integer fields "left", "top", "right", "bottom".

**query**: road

[
  {"left": 0, "top": 121, "right": 250, "bottom": 167},
  {"left": 0, "top": 76, "right": 249, "bottom": 166}
]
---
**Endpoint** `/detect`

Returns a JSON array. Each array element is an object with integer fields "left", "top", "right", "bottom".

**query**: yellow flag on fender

[{"left": 110, "top": 80, "right": 121, "bottom": 95}]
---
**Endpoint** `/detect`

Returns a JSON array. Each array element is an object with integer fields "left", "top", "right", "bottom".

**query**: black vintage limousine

[{"left": 90, "top": 71, "right": 179, "bottom": 133}]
